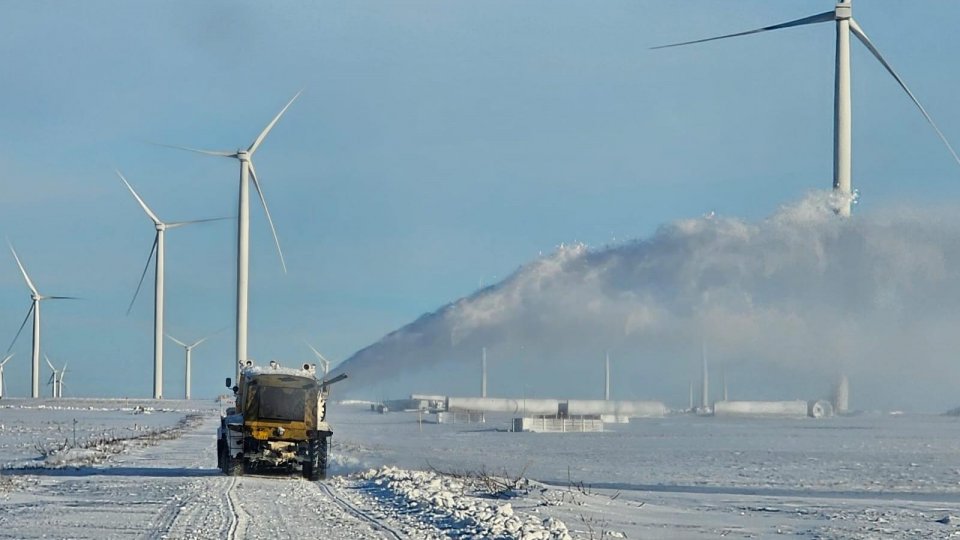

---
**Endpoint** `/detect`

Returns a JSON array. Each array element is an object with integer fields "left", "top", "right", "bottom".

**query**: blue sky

[{"left": 2, "top": 1, "right": 960, "bottom": 399}]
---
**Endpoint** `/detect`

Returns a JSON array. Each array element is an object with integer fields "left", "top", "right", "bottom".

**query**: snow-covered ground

[{"left": 2, "top": 399, "right": 960, "bottom": 539}]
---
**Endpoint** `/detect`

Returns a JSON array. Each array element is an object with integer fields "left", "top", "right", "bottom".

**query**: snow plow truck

[{"left": 218, "top": 360, "right": 347, "bottom": 480}]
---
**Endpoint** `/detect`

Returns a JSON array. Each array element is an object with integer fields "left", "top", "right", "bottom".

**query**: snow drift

[{"left": 332, "top": 193, "right": 960, "bottom": 410}]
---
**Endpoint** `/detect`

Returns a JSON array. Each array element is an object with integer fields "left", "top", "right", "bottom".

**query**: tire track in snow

[
  {"left": 314, "top": 480, "right": 406, "bottom": 540},
  {"left": 142, "top": 492, "right": 184, "bottom": 540},
  {"left": 224, "top": 476, "right": 249, "bottom": 540}
]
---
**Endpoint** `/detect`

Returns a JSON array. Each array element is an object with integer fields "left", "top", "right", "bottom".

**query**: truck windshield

[{"left": 256, "top": 386, "right": 306, "bottom": 422}]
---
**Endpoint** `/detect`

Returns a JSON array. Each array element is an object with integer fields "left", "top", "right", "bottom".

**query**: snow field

[{"left": 6, "top": 400, "right": 960, "bottom": 538}]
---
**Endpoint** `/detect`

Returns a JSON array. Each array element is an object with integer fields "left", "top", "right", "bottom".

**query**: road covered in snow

[
  {"left": 4, "top": 399, "right": 960, "bottom": 539},
  {"left": 0, "top": 400, "right": 574, "bottom": 539},
  {"left": 0, "top": 408, "right": 390, "bottom": 539}
]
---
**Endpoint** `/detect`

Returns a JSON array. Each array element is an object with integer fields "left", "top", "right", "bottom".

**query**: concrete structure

[
  {"left": 565, "top": 399, "right": 667, "bottom": 418},
  {"left": 513, "top": 417, "right": 604, "bottom": 433},
  {"left": 444, "top": 396, "right": 667, "bottom": 419},
  {"left": 808, "top": 399, "right": 835, "bottom": 419},
  {"left": 434, "top": 411, "right": 485, "bottom": 424},
  {"left": 446, "top": 397, "right": 560, "bottom": 417},
  {"left": 713, "top": 400, "right": 809, "bottom": 418}
]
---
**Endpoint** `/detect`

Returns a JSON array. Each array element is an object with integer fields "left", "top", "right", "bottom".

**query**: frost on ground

[
  {"left": 5, "top": 412, "right": 205, "bottom": 470},
  {"left": 337, "top": 466, "right": 572, "bottom": 539}
]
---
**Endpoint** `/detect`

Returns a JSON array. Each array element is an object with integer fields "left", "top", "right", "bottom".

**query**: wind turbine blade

[
  {"left": 127, "top": 235, "right": 158, "bottom": 316},
  {"left": 60, "top": 362, "right": 68, "bottom": 377},
  {"left": 247, "top": 90, "right": 302, "bottom": 155},
  {"left": 7, "top": 303, "right": 35, "bottom": 353},
  {"left": 305, "top": 341, "right": 327, "bottom": 363},
  {"left": 150, "top": 142, "right": 237, "bottom": 158},
  {"left": 849, "top": 19, "right": 960, "bottom": 168},
  {"left": 0, "top": 353, "right": 12, "bottom": 368},
  {"left": 45, "top": 354, "right": 55, "bottom": 372},
  {"left": 165, "top": 216, "right": 233, "bottom": 229},
  {"left": 165, "top": 334, "right": 189, "bottom": 347},
  {"left": 46, "top": 296, "right": 80, "bottom": 300},
  {"left": 194, "top": 326, "right": 228, "bottom": 348},
  {"left": 248, "top": 161, "right": 287, "bottom": 273},
  {"left": 117, "top": 171, "right": 162, "bottom": 225},
  {"left": 8, "top": 243, "right": 39, "bottom": 296},
  {"left": 651, "top": 10, "right": 834, "bottom": 49}
]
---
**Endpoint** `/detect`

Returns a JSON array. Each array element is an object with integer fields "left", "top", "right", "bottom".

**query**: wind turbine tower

[
  {"left": 604, "top": 350, "right": 611, "bottom": 401},
  {"left": 833, "top": 374, "right": 850, "bottom": 414},
  {"left": 481, "top": 347, "right": 487, "bottom": 398},
  {"left": 162, "top": 92, "right": 300, "bottom": 380},
  {"left": 654, "top": 0, "right": 960, "bottom": 217},
  {"left": 0, "top": 354, "right": 12, "bottom": 399},
  {"left": 8, "top": 244, "right": 77, "bottom": 398},
  {"left": 701, "top": 343, "right": 709, "bottom": 410}
]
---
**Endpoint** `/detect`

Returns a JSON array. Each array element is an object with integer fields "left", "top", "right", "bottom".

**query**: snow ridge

[{"left": 346, "top": 466, "right": 572, "bottom": 540}]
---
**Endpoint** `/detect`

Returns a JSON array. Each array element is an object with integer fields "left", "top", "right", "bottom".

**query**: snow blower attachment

[{"left": 218, "top": 360, "right": 347, "bottom": 480}]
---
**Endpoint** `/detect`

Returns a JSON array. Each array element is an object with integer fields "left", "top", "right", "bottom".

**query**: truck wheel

[
  {"left": 216, "top": 438, "right": 225, "bottom": 471},
  {"left": 318, "top": 437, "right": 329, "bottom": 480},
  {"left": 303, "top": 438, "right": 324, "bottom": 481},
  {"left": 226, "top": 454, "right": 244, "bottom": 476}
]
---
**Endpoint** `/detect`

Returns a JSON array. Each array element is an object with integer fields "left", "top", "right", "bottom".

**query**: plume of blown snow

[{"left": 333, "top": 192, "right": 960, "bottom": 411}]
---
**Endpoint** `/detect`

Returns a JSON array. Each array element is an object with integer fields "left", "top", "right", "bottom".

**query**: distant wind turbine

[
  {"left": 305, "top": 341, "right": 331, "bottom": 376},
  {"left": 0, "top": 354, "right": 13, "bottom": 399},
  {"left": 653, "top": 0, "right": 960, "bottom": 217},
  {"left": 118, "top": 171, "right": 227, "bottom": 400},
  {"left": 159, "top": 91, "right": 301, "bottom": 380},
  {"left": 44, "top": 355, "right": 66, "bottom": 398},
  {"left": 7, "top": 244, "right": 77, "bottom": 398},
  {"left": 166, "top": 330, "right": 221, "bottom": 400}
]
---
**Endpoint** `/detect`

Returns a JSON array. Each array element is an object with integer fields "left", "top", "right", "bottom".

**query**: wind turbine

[
  {"left": 44, "top": 355, "right": 65, "bottom": 398},
  {"left": 166, "top": 330, "right": 219, "bottom": 400},
  {"left": 0, "top": 354, "right": 13, "bottom": 399},
  {"left": 7, "top": 244, "right": 77, "bottom": 398},
  {"left": 160, "top": 91, "right": 300, "bottom": 380},
  {"left": 58, "top": 361, "right": 67, "bottom": 398},
  {"left": 305, "top": 341, "right": 331, "bottom": 376},
  {"left": 118, "top": 171, "right": 227, "bottom": 400},
  {"left": 653, "top": 0, "right": 960, "bottom": 217}
]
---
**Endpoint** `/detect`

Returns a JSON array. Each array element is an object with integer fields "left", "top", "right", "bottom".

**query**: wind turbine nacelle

[{"left": 834, "top": 3, "right": 851, "bottom": 20}]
